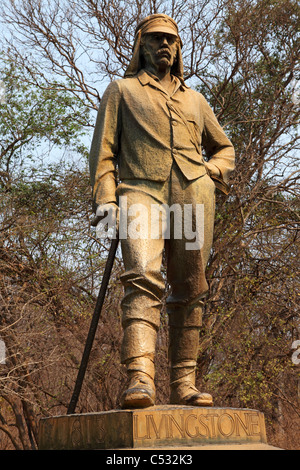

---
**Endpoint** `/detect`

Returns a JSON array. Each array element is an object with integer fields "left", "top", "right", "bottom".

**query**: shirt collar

[{"left": 137, "top": 69, "right": 188, "bottom": 93}]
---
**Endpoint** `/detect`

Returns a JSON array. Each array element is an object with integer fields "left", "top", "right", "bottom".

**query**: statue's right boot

[
  {"left": 120, "top": 320, "right": 157, "bottom": 409},
  {"left": 168, "top": 302, "right": 213, "bottom": 407}
]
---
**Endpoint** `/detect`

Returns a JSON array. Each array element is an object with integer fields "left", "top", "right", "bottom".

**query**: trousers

[{"left": 116, "top": 163, "right": 216, "bottom": 366}]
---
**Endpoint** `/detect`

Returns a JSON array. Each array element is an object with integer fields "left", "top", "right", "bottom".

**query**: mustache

[
  {"left": 156, "top": 48, "right": 171, "bottom": 57},
  {"left": 156, "top": 47, "right": 172, "bottom": 60}
]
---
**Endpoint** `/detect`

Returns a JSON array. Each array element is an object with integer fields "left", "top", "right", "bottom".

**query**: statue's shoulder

[
  {"left": 185, "top": 85, "right": 204, "bottom": 99},
  {"left": 121, "top": 75, "right": 142, "bottom": 89},
  {"left": 105, "top": 76, "right": 139, "bottom": 94},
  {"left": 186, "top": 87, "right": 211, "bottom": 107},
  {"left": 104, "top": 78, "right": 123, "bottom": 91}
]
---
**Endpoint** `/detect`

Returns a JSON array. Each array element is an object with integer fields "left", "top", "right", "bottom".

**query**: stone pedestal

[{"left": 38, "top": 405, "right": 270, "bottom": 450}]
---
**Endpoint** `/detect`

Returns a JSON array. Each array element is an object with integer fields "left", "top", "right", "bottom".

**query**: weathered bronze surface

[
  {"left": 89, "top": 13, "right": 235, "bottom": 408},
  {"left": 38, "top": 406, "right": 267, "bottom": 450}
]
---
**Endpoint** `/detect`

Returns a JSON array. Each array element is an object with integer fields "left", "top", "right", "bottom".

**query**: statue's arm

[
  {"left": 201, "top": 96, "right": 235, "bottom": 187},
  {"left": 89, "top": 80, "right": 121, "bottom": 214}
]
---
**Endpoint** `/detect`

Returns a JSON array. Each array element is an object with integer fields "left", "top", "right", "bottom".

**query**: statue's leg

[
  {"left": 118, "top": 188, "right": 165, "bottom": 408},
  {"left": 166, "top": 168, "right": 216, "bottom": 406}
]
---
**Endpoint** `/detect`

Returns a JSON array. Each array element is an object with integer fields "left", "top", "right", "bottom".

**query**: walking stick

[{"left": 67, "top": 230, "right": 119, "bottom": 415}]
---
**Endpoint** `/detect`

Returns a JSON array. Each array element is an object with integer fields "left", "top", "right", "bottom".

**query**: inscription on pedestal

[
  {"left": 38, "top": 406, "right": 267, "bottom": 450},
  {"left": 132, "top": 408, "right": 265, "bottom": 447}
]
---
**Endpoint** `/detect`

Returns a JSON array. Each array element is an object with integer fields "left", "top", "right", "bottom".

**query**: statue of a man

[{"left": 89, "top": 14, "right": 235, "bottom": 409}]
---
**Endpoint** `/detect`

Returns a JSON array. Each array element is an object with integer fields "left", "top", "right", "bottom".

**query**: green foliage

[{"left": 0, "top": 59, "right": 90, "bottom": 175}]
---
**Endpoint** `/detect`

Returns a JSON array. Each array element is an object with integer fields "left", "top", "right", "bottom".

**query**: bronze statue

[{"left": 89, "top": 14, "right": 235, "bottom": 409}]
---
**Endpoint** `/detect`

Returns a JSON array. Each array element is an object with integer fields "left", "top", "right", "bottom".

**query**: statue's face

[{"left": 141, "top": 32, "right": 178, "bottom": 72}]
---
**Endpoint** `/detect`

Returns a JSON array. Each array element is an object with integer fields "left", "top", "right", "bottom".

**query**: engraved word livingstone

[{"left": 134, "top": 410, "right": 262, "bottom": 441}]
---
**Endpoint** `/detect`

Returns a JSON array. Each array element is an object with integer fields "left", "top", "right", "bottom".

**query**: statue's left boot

[{"left": 168, "top": 303, "right": 213, "bottom": 407}]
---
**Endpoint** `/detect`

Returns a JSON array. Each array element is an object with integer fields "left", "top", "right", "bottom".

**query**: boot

[
  {"left": 120, "top": 320, "right": 157, "bottom": 409},
  {"left": 120, "top": 360, "right": 156, "bottom": 408},
  {"left": 170, "top": 364, "right": 213, "bottom": 406},
  {"left": 168, "top": 303, "right": 213, "bottom": 407}
]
